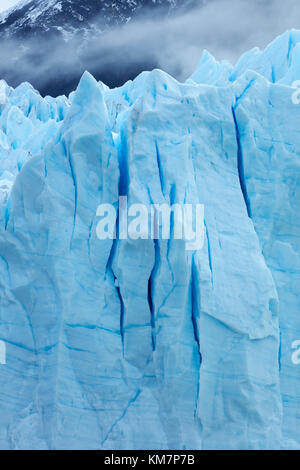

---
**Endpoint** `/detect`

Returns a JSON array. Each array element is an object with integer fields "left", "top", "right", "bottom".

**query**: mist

[{"left": 1, "top": 0, "right": 300, "bottom": 96}]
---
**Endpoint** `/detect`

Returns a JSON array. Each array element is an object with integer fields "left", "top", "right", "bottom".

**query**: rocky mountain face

[{"left": 0, "top": 0, "right": 199, "bottom": 39}]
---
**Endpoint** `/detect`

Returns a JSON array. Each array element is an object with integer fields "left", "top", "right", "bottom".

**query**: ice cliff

[{"left": 0, "top": 30, "right": 299, "bottom": 450}]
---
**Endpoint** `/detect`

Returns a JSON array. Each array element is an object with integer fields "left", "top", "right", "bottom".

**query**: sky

[{"left": 0, "top": 0, "right": 19, "bottom": 13}]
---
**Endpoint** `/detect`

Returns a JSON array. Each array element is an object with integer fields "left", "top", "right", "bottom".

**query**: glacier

[{"left": 0, "top": 30, "right": 299, "bottom": 450}]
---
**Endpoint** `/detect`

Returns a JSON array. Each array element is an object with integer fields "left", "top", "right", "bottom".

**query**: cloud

[{"left": 0, "top": 0, "right": 300, "bottom": 96}]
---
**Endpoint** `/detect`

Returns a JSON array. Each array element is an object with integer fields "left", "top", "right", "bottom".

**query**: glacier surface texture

[{"left": 0, "top": 30, "right": 299, "bottom": 450}]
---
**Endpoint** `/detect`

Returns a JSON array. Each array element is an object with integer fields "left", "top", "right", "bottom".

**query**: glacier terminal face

[{"left": 0, "top": 30, "right": 299, "bottom": 450}]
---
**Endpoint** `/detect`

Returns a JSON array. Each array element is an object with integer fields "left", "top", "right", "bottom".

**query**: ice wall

[{"left": 0, "top": 30, "right": 299, "bottom": 450}]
